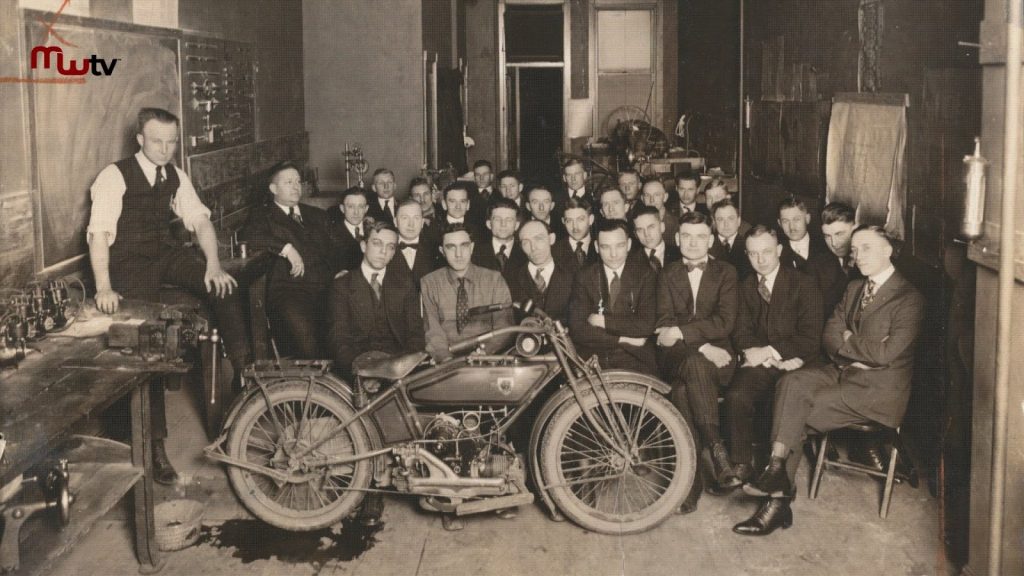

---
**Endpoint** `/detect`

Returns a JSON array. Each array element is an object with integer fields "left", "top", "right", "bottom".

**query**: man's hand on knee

[{"left": 699, "top": 344, "right": 732, "bottom": 368}]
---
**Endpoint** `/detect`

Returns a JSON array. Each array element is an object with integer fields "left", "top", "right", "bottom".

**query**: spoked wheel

[
  {"left": 225, "top": 381, "right": 372, "bottom": 531},
  {"left": 539, "top": 383, "right": 694, "bottom": 534}
]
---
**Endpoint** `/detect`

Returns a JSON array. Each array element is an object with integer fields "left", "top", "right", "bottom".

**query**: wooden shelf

[{"left": 11, "top": 436, "right": 142, "bottom": 576}]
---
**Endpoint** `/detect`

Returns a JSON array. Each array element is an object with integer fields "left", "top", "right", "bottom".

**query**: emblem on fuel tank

[{"left": 496, "top": 377, "right": 514, "bottom": 395}]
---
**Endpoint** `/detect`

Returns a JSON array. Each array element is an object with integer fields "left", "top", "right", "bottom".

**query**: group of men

[{"left": 87, "top": 107, "right": 924, "bottom": 537}]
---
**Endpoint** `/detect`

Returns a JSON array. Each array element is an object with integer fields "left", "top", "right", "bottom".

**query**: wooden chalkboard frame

[{"left": 23, "top": 9, "right": 184, "bottom": 275}]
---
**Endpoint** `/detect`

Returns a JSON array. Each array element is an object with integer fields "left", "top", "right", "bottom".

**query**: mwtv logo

[{"left": 30, "top": 46, "right": 118, "bottom": 77}]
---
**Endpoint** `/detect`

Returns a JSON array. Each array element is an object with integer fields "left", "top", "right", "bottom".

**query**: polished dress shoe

[
  {"left": 709, "top": 442, "right": 741, "bottom": 490},
  {"left": 732, "top": 498, "right": 793, "bottom": 536},
  {"left": 742, "top": 456, "right": 791, "bottom": 497},
  {"left": 848, "top": 442, "right": 887, "bottom": 472},
  {"left": 356, "top": 493, "right": 384, "bottom": 527},
  {"left": 152, "top": 440, "right": 179, "bottom": 486}
]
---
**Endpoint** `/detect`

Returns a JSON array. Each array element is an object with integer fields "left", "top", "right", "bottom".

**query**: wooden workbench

[{"left": 0, "top": 334, "right": 168, "bottom": 574}]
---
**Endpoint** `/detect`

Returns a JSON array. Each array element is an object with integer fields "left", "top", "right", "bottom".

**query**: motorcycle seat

[{"left": 355, "top": 351, "right": 430, "bottom": 380}]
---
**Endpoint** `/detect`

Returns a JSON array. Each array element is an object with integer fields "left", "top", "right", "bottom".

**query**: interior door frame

[{"left": 498, "top": 0, "right": 570, "bottom": 170}]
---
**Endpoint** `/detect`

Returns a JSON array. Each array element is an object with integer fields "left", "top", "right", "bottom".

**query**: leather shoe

[
  {"left": 732, "top": 498, "right": 793, "bottom": 536},
  {"left": 356, "top": 493, "right": 384, "bottom": 527},
  {"left": 152, "top": 440, "right": 178, "bottom": 486},
  {"left": 742, "top": 456, "right": 791, "bottom": 497},
  {"left": 709, "top": 442, "right": 741, "bottom": 490}
]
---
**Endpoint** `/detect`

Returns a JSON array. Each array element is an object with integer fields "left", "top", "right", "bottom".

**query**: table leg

[{"left": 130, "top": 377, "right": 164, "bottom": 574}]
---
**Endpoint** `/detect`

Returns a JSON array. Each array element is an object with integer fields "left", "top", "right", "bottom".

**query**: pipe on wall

[{"left": 988, "top": 0, "right": 1020, "bottom": 573}]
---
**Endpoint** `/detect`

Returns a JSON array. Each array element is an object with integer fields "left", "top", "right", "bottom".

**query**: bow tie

[
  {"left": 685, "top": 261, "right": 707, "bottom": 272},
  {"left": 400, "top": 242, "right": 419, "bottom": 250}
]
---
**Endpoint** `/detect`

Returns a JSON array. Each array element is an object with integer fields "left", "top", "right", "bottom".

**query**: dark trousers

[
  {"left": 660, "top": 345, "right": 735, "bottom": 446},
  {"left": 725, "top": 366, "right": 782, "bottom": 466},
  {"left": 772, "top": 364, "right": 868, "bottom": 483},
  {"left": 267, "top": 287, "right": 327, "bottom": 359},
  {"left": 114, "top": 248, "right": 252, "bottom": 440}
]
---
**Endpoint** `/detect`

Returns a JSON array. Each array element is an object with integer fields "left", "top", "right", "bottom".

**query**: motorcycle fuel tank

[{"left": 406, "top": 359, "right": 556, "bottom": 406}]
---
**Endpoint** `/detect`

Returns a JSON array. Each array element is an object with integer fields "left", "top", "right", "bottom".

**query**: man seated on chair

[
  {"left": 569, "top": 219, "right": 657, "bottom": 374},
  {"left": 471, "top": 198, "right": 528, "bottom": 283},
  {"left": 725, "top": 225, "right": 823, "bottom": 490},
  {"left": 735, "top": 225, "right": 924, "bottom": 536},
  {"left": 552, "top": 197, "right": 597, "bottom": 275},
  {"left": 241, "top": 161, "right": 342, "bottom": 359},
  {"left": 421, "top": 222, "right": 515, "bottom": 363},
  {"left": 329, "top": 219, "right": 424, "bottom": 378},
  {"left": 777, "top": 196, "right": 847, "bottom": 318},
  {"left": 654, "top": 210, "right": 738, "bottom": 512},
  {"left": 709, "top": 198, "right": 753, "bottom": 280},
  {"left": 328, "top": 186, "right": 372, "bottom": 272},
  {"left": 629, "top": 205, "right": 681, "bottom": 274},
  {"left": 389, "top": 199, "right": 441, "bottom": 287},
  {"left": 508, "top": 220, "right": 572, "bottom": 324}
]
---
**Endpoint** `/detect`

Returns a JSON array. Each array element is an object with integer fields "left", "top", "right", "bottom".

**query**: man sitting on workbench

[{"left": 85, "top": 107, "right": 252, "bottom": 485}]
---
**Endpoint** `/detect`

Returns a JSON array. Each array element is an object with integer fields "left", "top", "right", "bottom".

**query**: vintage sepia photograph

[{"left": 0, "top": 0, "right": 1018, "bottom": 574}]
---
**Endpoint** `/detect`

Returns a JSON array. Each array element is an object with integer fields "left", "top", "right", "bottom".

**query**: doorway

[
  {"left": 508, "top": 66, "right": 563, "bottom": 189},
  {"left": 501, "top": 3, "right": 565, "bottom": 189}
]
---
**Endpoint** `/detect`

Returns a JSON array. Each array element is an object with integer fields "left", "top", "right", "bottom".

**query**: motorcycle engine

[{"left": 422, "top": 410, "right": 514, "bottom": 478}]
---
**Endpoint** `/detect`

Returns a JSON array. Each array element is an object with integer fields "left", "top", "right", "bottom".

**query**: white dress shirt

[
  {"left": 399, "top": 235, "right": 421, "bottom": 269},
  {"left": 683, "top": 256, "right": 709, "bottom": 302},
  {"left": 648, "top": 242, "right": 666, "bottom": 267},
  {"left": 790, "top": 233, "right": 810, "bottom": 260},
  {"left": 868, "top": 264, "right": 896, "bottom": 290},
  {"left": 528, "top": 261, "right": 555, "bottom": 289},
  {"left": 362, "top": 261, "right": 386, "bottom": 286},
  {"left": 378, "top": 196, "right": 395, "bottom": 219},
  {"left": 87, "top": 150, "right": 210, "bottom": 246},
  {"left": 344, "top": 220, "right": 363, "bottom": 240},
  {"left": 492, "top": 237, "right": 513, "bottom": 257}
]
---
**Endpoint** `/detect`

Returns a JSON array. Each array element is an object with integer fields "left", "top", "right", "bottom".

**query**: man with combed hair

[
  {"left": 569, "top": 219, "right": 657, "bottom": 373},
  {"left": 508, "top": 219, "right": 573, "bottom": 324},
  {"left": 675, "top": 172, "right": 708, "bottom": 216},
  {"left": 389, "top": 199, "right": 441, "bottom": 287},
  {"left": 655, "top": 210, "right": 739, "bottom": 511},
  {"left": 86, "top": 107, "right": 250, "bottom": 484},
  {"left": 496, "top": 169, "right": 531, "bottom": 220},
  {"left": 552, "top": 197, "right": 598, "bottom": 274},
  {"left": 329, "top": 186, "right": 373, "bottom": 272},
  {"left": 525, "top": 185, "right": 566, "bottom": 237},
  {"left": 736, "top": 225, "right": 924, "bottom": 536},
  {"left": 629, "top": 205, "right": 681, "bottom": 273},
  {"left": 366, "top": 167, "right": 398, "bottom": 225},
  {"left": 709, "top": 197, "right": 753, "bottom": 279},
  {"left": 420, "top": 223, "right": 514, "bottom": 362},
  {"left": 559, "top": 155, "right": 592, "bottom": 205},
  {"left": 777, "top": 196, "right": 846, "bottom": 316},
  {"left": 820, "top": 201, "right": 860, "bottom": 277},
  {"left": 641, "top": 178, "right": 680, "bottom": 247},
  {"left": 617, "top": 168, "right": 643, "bottom": 216},
  {"left": 725, "top": 225, "right": 823, "bottom": 488},
  {"left": 241, "top": 161, "right": 342, "bottom": 359}
]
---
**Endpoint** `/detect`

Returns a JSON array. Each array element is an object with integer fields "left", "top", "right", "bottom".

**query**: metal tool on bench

[
  {"left": 106, "top": 304, "right": 209, "bottom": 363},
  {"left": 0, "top": 460, "right": 73, "bottom": 572}
]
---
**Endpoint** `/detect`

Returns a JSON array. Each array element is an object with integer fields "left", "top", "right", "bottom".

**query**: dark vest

[
  {"left": 365, "top": 289, "right": 394, "bottom": 352},
  {"left": 108, "top": 156, "right": 184, "bottom": 298}
]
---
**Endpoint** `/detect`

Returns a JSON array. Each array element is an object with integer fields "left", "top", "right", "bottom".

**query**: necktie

[
  {"left": 154, "top": 165, "right": 165, "bottom": 187},
  {"left": 758, "top": 275, "right": 771, "bottom": 303},
  {"left": 383, "top": 199, "right": 391, "bottom": 217},
  {"left": 722, "top": 237, "right": 732, "bottom": 252},
  {"left": 497, "top": 244, "right": 508, "bottom": 270},
  {"left": 574, "top": 242, "right": 585, "bottom": 267},
  {"left": 608, "top": 271, "right": 621, "bottom": 313},
  {"left": 400, "top": 242, "right": 419, "bottom": 250},
  {"left": 456, "top": 277, "right": 469, "bottom": 333},
  {"left": 860, "top": 279, "right": 876, "bottom": 309},
  {"left": 534, "top": 268, "right": 547, "bottom": 293},
  {"left": 355, "top": 225, "right": 363, "bottom": 241},
  {"left": 685, "top": 261, "right": 707, "bottom": 273},
  {"left": 289, "top": 206, "right": 303, "bottom": 226},
  {"left": 649, "top": 249, "right": 661, "bottom": 273},
  {"left": 370, "top": 272, "right": 382, "bottom": 302}
]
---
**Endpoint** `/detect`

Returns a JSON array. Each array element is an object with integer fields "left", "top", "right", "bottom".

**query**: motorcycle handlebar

[{"left": 447, "top": 322, "right": 549, "bottom": 355}]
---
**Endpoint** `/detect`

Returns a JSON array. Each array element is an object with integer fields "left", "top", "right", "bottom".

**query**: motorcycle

[{"left": 205, "top": 302, "right": 696, "bottom": 535}]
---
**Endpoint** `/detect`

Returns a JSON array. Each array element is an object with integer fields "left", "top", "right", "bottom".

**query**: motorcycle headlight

[{"left": 516, "top": 333, "right": 543, "bottom": 357}]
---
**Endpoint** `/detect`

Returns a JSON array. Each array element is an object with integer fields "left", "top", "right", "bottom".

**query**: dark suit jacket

[
  {"left": 507, "top": 261, "right": 573, "bottom": 324},
  {"left": 709, "top": 222, "right": 753, "bottom": 279},
  {"left": 628, "top": 243, "right": 681, "bottom": 274},
  {"left": 552, "top": 236, "right": 598, "bottom": 276},
  {"left": 569, "top": 258, "right": 657, "bottom": 372},
  {"left": 656, "top": 257, "right": 738, "bottom": 353},
  {"left": 325, "top": 216, "right": 366, "bottom": 273},
  {"left": 471, "top": 238, "right": 527, "bottom": 281},
  {"left": 387, "top": 239, "right": 442, "bottom": 288},
  {"left": 780, "top": 235, "right": 848, "bottom": 318},
  {"left": 366, "top": 196, "right": 397, "bottom": 226},
  {"left": 822, "top": 270, "right": 924, "bottom": 427},
  {"left": 328, "top": 268, "right": 425, "bottom": 373},
  {"left": 240, "top": 202, "right": 340, "bottom": 293},
  {"left": 733, "top": 265, "right": 823, "bottom": 362}
]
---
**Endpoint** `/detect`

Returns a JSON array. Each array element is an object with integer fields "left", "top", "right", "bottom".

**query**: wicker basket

[{"left": 154, "top": 499, "right": 205, "bottom": 551}]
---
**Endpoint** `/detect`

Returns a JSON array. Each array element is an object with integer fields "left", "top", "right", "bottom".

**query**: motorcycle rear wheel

[
  {"left": 225, "top": 380, "right": 372, "bottom": 531},
  {"left": 539, "top": 383, "right": 694, "bottom": 534}
]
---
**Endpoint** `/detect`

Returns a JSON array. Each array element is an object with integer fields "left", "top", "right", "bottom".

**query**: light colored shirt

[
  {"left": 603, "top": 263, "right": 626, "bottom": 293},
  {"left": 681, "top": 202, "right": 698, "bottom": 213},
  {"left": 275, "top": 201, "right": 300, "bottom": 218},
  {"left": 648, "top": 242, "right": 666, "bottom": 267},
  {"left": 378, "top": 196, "right": 395, "bottom": 219},
  {"left": 573, "top": 236, "right": 591, "bottom": 254},
  {"left": 361, "top": 261, "right": 385, "bottom": 286},
  {"left": 790, "top": 233, "right": 810, "bottom": 260},
  {"left": 684, "top": 256, "right": 708, "bottom": 303},
  {"left": 759, "top": 264, "right": 780, "bottom": 294},
  {"left": 869, "top": 265, "right": 896, "bottom": 290},
  {"left": 400, "top": 235, "right": 420, "bottom": 269},
  {"left": 446, "top": 216, "right": 465, "bottom": 225},
  {"left": 492, "top": 237, "right": 513, "bottom": 257},
  {"left": 719, "top": 233, "right": 738, "bottom": 249},
  {"left": 87, "top": 151, "right": 210, "bottom": 246},
  {"left": 344, "top": 220, "right": 363, "bottom": 239},
  {"left": 420, "top": 264, "right": 513, "bottom": 360},
  {"left": 528, "top": 261, "right": 554, "bottom": 288}
]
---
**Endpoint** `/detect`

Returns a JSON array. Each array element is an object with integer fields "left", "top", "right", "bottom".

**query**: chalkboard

[{"left": 26, "top": 12, "right": 180, "bottom": 269}]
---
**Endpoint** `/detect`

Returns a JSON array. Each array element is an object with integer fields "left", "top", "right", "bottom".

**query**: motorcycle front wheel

[
  {"left": 539, "top": 383, "right": 694, "bottom": 534},
  {"left": 225, "top": 380, "right": 373, "bottom": 531}
]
